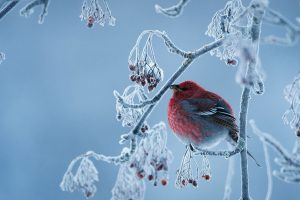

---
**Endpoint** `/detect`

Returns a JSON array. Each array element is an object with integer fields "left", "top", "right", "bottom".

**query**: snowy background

[{"left": 0, "top": 0, "right": 299, "bottom": 199}]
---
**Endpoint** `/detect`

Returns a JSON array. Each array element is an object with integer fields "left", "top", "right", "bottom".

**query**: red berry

[
  {"left": 226, "top": 59, "right": 237, "bottom": 65},
  {"left": 192, "top": 180, "right": 198, "bottom": 187},
  {"left": 148, "top": 85, "right": 154, "bottom": 91},
  {"left": 87, "top": 16, "right": 94, "bottom": 28},
  {"left": 141, "top": 80, "right": 146, "bottom": 86},
  {"left": 129, "top": 64, "right": 136, "bottom": 71},
  {"left": 137, "top": 171, "right": 145, "bottom": 179},
  {"left": 85, "top": 190, "right": 92, "bottom": 198},
  {"left": 148, "top": 175, "right": 154, "bottom": 181},
  {"left": 161, "top": 179, "right": 168, "bottom": 186},
  {"left": 156, "top": 164, "right": 163, "bottom": 171},
  {"left": 130, "top": 75, "right": 137, "bottom": 81},
  {"left": 202, "top": 174, "right": 211, "bottom": 181}
]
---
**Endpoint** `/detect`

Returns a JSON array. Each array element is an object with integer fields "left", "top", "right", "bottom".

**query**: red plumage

[{"left": 168, "top": 80, "right": 238, "bottom": 149}]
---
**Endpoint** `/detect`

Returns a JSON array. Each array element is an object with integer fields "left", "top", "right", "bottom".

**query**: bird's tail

[
  {"left": 247, "top": 150, "right": 261, "bottom": 167},
  {"left": 228, "top": 131, "right": 261, "bottom": 167}
]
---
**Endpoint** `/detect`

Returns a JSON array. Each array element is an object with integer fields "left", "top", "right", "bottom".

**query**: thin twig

[
  {"left": 155, "top": 0, "right": 190, "bottom": 18},
  {"left": 249, "top": 120, "right": 273, "bottom": 200},
  {"left": 0, "top": 0, "right": 19, "bottom": 20},
  {"left": 262, "top": 7, "right": 300, "bottom": 45}
]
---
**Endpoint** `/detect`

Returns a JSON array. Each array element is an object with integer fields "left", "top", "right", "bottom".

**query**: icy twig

[
  {"left": 238, "top": 1, "right": 266, "bottom": 199},
  {"left": 20, "top": 0, "right": 50, "bottom": 24},
  {"left": 155, "top": 0, "right": 190, "bottom": 18},
  {"left": 249, "top": 120, "right": 272, "bottom": 200},
  {"left": 262, "top": 7, "right": 300, "bottom": 45},
  {"left": 250, "top": 120, "right": 300, "bottom": 185}
]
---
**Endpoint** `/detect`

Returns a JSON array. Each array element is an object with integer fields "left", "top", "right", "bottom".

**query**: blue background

[{"left": 0, "top": 0, "right": 299, "bottom": 199}]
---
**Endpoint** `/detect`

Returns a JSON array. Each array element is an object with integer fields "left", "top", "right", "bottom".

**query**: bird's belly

[{"left": 169, "top": 110, "right": 228, "bottom": 149}]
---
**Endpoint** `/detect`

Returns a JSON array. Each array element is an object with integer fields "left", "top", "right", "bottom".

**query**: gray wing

[{"left": 181, "top": 98, "right": 239, "bottom": 142}]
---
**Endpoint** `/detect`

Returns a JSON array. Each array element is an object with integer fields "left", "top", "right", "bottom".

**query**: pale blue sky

[{"left": 0, "top": 0, "right": 299, "bottom": 200}]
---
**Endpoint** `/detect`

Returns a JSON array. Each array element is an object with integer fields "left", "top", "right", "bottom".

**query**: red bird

[{"left": 168, "top": 80, "right": 258, "bottom": 164}]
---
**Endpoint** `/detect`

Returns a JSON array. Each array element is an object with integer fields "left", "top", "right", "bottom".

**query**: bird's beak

[{"left": 170, "top": 84, "right": 180, "bottom": 91}]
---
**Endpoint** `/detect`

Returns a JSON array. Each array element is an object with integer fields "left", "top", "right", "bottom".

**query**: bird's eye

[{"left": 180, "top": 87, "right": 188, "bottom": 91}]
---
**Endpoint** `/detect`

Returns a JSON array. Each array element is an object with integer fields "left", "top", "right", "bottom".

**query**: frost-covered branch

[
  {"left": 20, "top": 0, "right": 50, "bottom": 24},
  {"left": 194, "top": 138, "right": 245, "bottom": 157},
  {"left": 238, "top": 2, "right": 265, "bottom": 199},
  {"left": 155, "top": 0, "right": 190, "bottom": 18},
  {"left": 262, "top": 7, "right": 300, "bottom": 45},
  {"left": 249, "top": 120, "right": 273, "bottom": 200},
  {"left": 250, "top": 120, "right": 300, "bottom": 187},
  {"left": 0, "top": 0, "right": 19, "bottom": 20}
]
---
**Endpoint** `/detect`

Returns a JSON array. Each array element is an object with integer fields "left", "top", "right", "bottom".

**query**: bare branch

[{"left": 0, "top": 0, "right": 19, "bottom": 20}]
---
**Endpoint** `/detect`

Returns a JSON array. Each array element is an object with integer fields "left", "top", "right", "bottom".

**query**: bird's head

[{"left": 170, "top": 80, "right": 205, "bottom": 99}]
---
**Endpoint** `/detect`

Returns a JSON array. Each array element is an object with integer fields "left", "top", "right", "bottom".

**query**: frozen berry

[
  {"left": 87, "top": 16, "right": 94, "bottom": 28},
  {"left": 129, "top": 64, "right": 136, "bottom": 71},
  {"left": 148, "top": 175, "right": 154, "bottom": 181},
  {"left": 226, "top": 59, "right": 237, "bottom": 65},
  {"left": 85, "top": 190, "right": 92, "bottom": 198},
  {"left": 192, "top": 180, "right": 198, "bottom": 187},
  {"left": 202, "top": 174, "right": 211, "bottom": 181},
  {"left": 156, "top": 164, "right": 163, "bottom": 171},
  {"left": 130, "top": 75, "right": 137, "bottom": 81},
  {"left": 137, "top": 171, "right": 145, "bottom": 179},
  {"left": 161, "top": 179, "right": 168, "bottom": 186},
  {"left": 297, "top": 130, "right": 300, "bottom": 137}
]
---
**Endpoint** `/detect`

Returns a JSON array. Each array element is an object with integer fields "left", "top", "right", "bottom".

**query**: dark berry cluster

[
  {"left": 130, "top": 157, "right": 169, "bottom": 186},
  {"left": 129, "top": 61, "right": 163, "bottom": 92}
]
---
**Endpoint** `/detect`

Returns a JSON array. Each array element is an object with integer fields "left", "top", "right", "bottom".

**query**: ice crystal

[
  {"left": 283, "top": 73, "right": 300, "bottom": 129},
  {"left": 80, "top": 0, "right": 115, "bottom": 28},
  {"left": 128, "top": 32, "right": 164, "bottom": 92},
  {"left": 114, "top": 85, "right": 148, "bottom": 127},
  {"left": 60, "top": 157, "right": 99, "bottom": 198}
]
